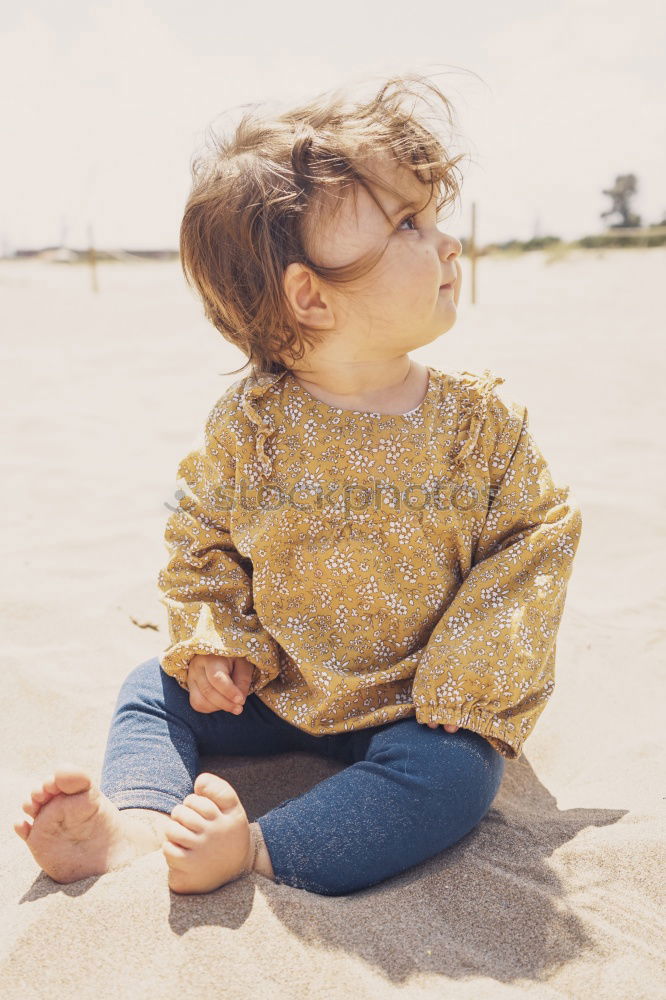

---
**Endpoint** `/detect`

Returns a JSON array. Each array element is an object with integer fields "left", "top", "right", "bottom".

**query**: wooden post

[
  {"left": 87, "top": 222, "right": 98, "bottom": 293},
  {"left": 470, "top": 201, "right": 477, "bottom": 305}
]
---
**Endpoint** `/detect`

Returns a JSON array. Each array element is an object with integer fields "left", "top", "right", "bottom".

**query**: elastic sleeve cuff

[
  {"left": 414, "top": 705, "right": 523, "bottom": 760},
  {"left": 159, "top": 636, "right": 281, "bottom": 693}
]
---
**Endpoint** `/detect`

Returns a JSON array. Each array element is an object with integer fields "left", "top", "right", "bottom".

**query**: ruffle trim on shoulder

[
  {"left": 450, "top": 368, "right": 505, "bottom": 472},
  {"left": 240, "top": 369, "right": 290, "bottom": 478}
]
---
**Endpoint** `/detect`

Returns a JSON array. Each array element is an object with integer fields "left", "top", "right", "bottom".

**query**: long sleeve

[
  {"left": 411, "top": 401, "right": 583, "bottom": 760},
  {"left": 157, "top": 411, "right": 282, "bottom": 694}
]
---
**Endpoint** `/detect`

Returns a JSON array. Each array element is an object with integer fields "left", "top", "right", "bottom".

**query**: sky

[{"left": 2, "top": 0, "right": 664, "bottom": 251}]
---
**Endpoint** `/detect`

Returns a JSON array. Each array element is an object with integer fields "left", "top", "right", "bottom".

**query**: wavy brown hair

[{"left": 179, "top": 70, "right": 470, "bottom": 378}]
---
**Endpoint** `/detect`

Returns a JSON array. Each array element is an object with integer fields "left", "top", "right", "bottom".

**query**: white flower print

[
  {"left": 480, "top": 582, "right": 508, "bottom": 609},
  {"left": 345, "top": 447, "right": 376, "bottom": 473},
  {"left": 376, "top": 437, "right": 408, "bottom": 466},
  {"left": 356, "top": 575, "right": 379, "bottom": 609},
  {"left": 445, "top": 609, "right": 473, "bottom": 638},
  {"left": 157, "top": 366, "right": 582, "bottom": 761},
  {"left": 435, "top": 677, "right": 465, "bottom": 706}
]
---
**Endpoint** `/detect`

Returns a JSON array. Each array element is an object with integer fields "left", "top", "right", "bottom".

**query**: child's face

[{"left": 284, "top": 153, "right": 462, "bottom": 376}]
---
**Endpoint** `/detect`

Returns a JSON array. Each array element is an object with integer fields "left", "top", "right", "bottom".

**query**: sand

[{"left": 1, "top": 246, "right": 664, "bottom": 999}]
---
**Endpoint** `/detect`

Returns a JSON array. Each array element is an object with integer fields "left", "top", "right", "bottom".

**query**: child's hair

[{"left": 179, "top": 70, "right": 470, "bottom": 378}]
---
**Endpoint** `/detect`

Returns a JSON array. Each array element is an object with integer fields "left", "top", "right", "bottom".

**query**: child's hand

[
  {"left": 426, "top": 722, "right": 460, "bottom": 733},
  {"left": 187, "top": 654, "right": 255, "bottom": 715}
]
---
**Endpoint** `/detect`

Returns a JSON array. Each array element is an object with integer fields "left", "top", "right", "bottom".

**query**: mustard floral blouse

[{"left": 157, "top": 365, "right": 583, "bottom": 760}]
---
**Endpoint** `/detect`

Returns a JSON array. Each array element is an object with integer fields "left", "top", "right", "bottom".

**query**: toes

[
  {"left": 51, "top": 768, "right": 93, "bottom": 796},
  {"left": 169, "top": 804, "right": 206, "bottom": 833},
  {"left": 13, "top": 818, "right": 31, "bottom": 841},
  {"left": 23, "top": 767, "right": 94, "bottom": 816},
  {"left": 30, "top": 785, "right": 53, "bottom": 804},
  {"left": 193, "top": 773, "right": 238, "bottom": 812},
  {"left": 162, "top": 839, "right": 189, "bottom": 862},
  {"left": 40, "top": 775, "right": 66, "bottom": 797},
  {"left": 22, "top": 798, "right": 40, "bottom": 819},
  {"left": 164, "top": 818, "right": 199, "bottom": 849},
  {"left": 181, "top": 794, "right": 218, "bottom": 820}
]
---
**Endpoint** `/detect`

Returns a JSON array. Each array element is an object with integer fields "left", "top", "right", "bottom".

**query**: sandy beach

[{"left": 1, "top": 246, "right": 664, "bottom": 999}]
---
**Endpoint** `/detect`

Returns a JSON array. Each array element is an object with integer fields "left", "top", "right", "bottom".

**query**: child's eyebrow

[
  {"left": 389, "top": 198, "right": 421, "bottom": 216},
  {"left": 387, "top": 193, "right": 432, "bottom": 217}
]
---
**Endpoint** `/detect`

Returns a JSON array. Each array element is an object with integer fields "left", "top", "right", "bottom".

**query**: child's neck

[{"left": 290, "top": 360, "right": 430, "bottom": 416}]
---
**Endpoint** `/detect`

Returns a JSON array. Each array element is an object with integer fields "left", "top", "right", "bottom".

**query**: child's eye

[{"left": 397, "top": 214, "right": 418, "bottom": 232}]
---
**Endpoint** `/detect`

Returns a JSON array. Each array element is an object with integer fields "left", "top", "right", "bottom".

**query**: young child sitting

[{"left": 14, "top": 73, "right": 582, "bottom": 897}]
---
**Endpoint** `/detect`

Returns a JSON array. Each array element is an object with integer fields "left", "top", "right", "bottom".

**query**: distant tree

[{"left": 601, "top": 174, "right": 642, "bottom": 229}]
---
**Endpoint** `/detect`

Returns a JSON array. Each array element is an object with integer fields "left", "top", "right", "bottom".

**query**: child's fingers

[
  {"left": 200, "top": 656, "right": 246, "bottom": 703},
  {"left": 187, "top": 676, "right": 223, "bottom": 713},
  {"left": 209, "top": 669, "right": 245, "bottom": 704},
  {"left": 188, "top": 675, "right": 243, "bottom": 715},
  {"left": 231, "top": 657, "right": 255, "bottom": 697}
]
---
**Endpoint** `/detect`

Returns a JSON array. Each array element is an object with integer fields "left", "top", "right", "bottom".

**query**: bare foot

[
  {"left": 13, "top": 764, "right": 170, "bottom": 883},
  {"left": 161, "top": 773, "right": 255, "bottom": 894}
]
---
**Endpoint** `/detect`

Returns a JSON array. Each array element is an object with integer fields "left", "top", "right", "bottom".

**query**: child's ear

[{"left": 283, "top": 261, "right": 332, "bottom": 329}]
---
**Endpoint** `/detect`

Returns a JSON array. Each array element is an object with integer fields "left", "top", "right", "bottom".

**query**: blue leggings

[{"left": 100, "top": 657, "right": 505, "bottom": 896}]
